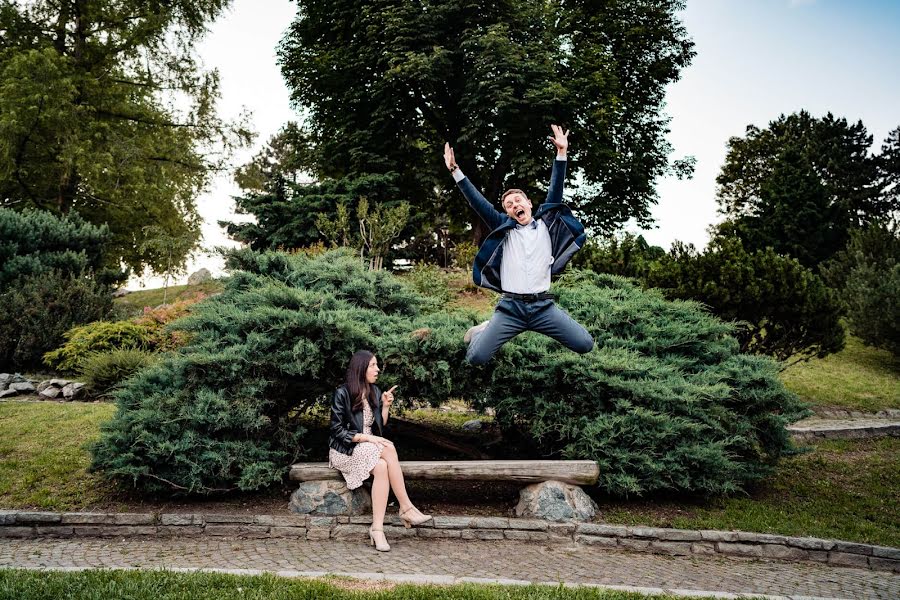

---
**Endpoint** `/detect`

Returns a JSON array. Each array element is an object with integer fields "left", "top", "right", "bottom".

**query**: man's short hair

[{"left": 501, "top": 188, "right": 528, "bottom": 205}]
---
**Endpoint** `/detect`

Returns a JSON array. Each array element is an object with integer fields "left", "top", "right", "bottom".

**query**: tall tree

[
  {"left": 715, "top": 111, "right": 897, "bottom": 268},
  {"left": 0, "top": 0, "right": 251, "bottom": 274},
  {"left": 275, "top": 0, "right": 695, "bottom": 244}
]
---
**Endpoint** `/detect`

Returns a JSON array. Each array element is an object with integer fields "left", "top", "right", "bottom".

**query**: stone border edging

[
  {"left": 1, "top": 510, "right": 898, "bottom": 574},
  {"left": 812, "top": 409, "right": 900, "bottom": 420},
  {"left": 788, "top": 420, "right": 900, "bottom": 440}
]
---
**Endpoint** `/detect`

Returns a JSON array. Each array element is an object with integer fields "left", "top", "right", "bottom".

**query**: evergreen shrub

[
  {"left": 574, "top": 235, "right": 844, "bottom": 362},
  {"left": 0, "top": 272, "right": 114, "bottom": 370},
  {"left": 79, "top": 349, "right": 159, "bottom": 395},
  {"left": 571, "top": 234, "right": 666, "bottom": 278},
  {"left": 43, "top": 293, "right": 209, "bottom": 384},
  {"left": 822, "top": 224, "right": 900, "bottom": 355},
  {"left": 405, "top": 264, "right": 452, "bottom": 307},
  {"left": 644, "top": 237, "right": 844, "bottom": 361},
  {"left": 91, "top": 249, "right": 806, "bottom": 496},
  {"left": 0, "top": 208, "right": 122, "bottom": 287},
  {"left": 43, "top": 321, "right": 154, "bottom": 372}
]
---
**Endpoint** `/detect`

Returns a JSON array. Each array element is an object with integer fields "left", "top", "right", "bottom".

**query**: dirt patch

[{"left": 319, "top": 576, "right": 398, "bottom": 592}]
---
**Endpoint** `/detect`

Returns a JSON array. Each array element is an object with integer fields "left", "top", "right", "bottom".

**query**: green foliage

[
  {"left": 715, "top": 111, "right": 898, "bottom": 268},
  {"left": 571, "top": 234, "right": 666, "bottom": 279},
  {"left": 92, "top": 249, "right": 804, "bottom": 498},
  {"left": 644, "top": 237, "right": 844, "bottom": 362},
  {"left": 356, "top": 198, "right": 411, "bottom": 270},
  {"left": 0, "top": 1, "right": 250, "bottom": 274},
  {"left": 223, "top": 169, "right": 405, "bottom": 252},
  {"left": 822, "top": 223, "right": 900, "bottom": 354},
  {"left": 0, "top": 208, "right": 120, "bottom": 287},
  {"left": 79, "top": 349, "right": 159, "bottom": 396},
  {"left": 0, "top": 271, "right": 113, "bottom": 370},
  {"left": 405, "top": 264, "right": 453, "bottom": 307},
  {"left": 573, "top": 234, "right": 844, "bottom": 362},
  {"left": 44, "top": 292, "right": 210, "bottom": 379},
  {"left": 138, "top": 226, "right": 198, "bottom": 303},
  {"left": 43, "top": 321, "right": 154, "bottom": 372},
  {"left": 314, "top": 196, "right": 411, "bottom": 270},
  {"left": 483, "top": 270, "right": 808, "bottom": 496},
  {"left": 268, "top": 0, "right": 695, "bottom": 249},
  {"left": 452, "top": 241, "right": 478, "bottom": 271}
]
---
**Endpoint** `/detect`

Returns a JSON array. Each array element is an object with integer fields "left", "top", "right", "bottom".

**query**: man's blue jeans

[{"left": 466, "top": 298, "right": 594, "bottom": 365}]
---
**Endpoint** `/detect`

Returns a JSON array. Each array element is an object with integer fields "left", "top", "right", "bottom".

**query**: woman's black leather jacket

[{"left": 328, "top": 384, "right": 384, "bottom": 455}]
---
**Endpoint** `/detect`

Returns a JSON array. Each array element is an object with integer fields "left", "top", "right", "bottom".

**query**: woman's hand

[
  {"left": 382, "top": 385, "right": 397, "bottom": 409},
  {"left": 366, "top": 435, "right": 394, "bottom": 449}
]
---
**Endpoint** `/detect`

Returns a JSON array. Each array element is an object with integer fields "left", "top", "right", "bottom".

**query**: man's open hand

[
  {"left": 444, "top": 142, "right": 458, "bottom": 171},
  {"left": 549, "top": 124, "right": 569, "bottom": 155}
]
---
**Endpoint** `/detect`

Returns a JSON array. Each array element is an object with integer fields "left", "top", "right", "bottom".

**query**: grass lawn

[
  {"left": 0, "top": 569, "right": 709, "bottom": 600},
  {"left": 114, "top": 280, "right": 224, "bottom": 315},
  {"left": 781, "top": 335, "right": 899, "bottom": 412},
  {"left": 0, "top": 401, "right": 116, "bottom": 510},
  {"left": 599, "top": 437, "right": 900, "bottom": 548}
]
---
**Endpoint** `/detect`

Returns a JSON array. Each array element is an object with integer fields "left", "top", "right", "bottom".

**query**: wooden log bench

[
  {"left": 289, "top": 460, "right": 600, "bottom": 520},
  {"left": 290, "top": 460, "right": 599, "bottom": 486}
]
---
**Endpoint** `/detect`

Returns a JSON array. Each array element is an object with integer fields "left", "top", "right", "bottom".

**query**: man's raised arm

[
  {"left": 545, "top": 124, "right": 568, "bottom": 206},
  {"left": 444, "top": 142, "right": 504, "bottom": 231}
]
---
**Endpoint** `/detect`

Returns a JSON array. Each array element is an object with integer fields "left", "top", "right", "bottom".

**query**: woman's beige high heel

[
  {"left": 399, "top": 506, "right": 432, "bottom": 528},
  {"left": 369, "top": 527, "right": 390, "bottom": 552}
]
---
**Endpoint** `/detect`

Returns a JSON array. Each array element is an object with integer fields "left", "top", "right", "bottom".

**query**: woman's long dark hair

[{"left": 345, "top": 350, "right": 376, "bottom": 412}]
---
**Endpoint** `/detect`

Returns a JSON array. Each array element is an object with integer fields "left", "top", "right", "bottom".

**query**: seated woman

[{"left": 328, "top": 349, "right": 432, "bottom": 551}]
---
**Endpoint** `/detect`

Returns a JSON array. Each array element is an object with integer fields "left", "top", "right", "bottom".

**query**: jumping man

[{"left": 444, "top": 125, "right": 594, "bottom": 365}]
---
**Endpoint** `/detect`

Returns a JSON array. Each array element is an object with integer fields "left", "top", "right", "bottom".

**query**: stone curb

[
  {"left": 811, "top": 409, "right": 900, "bottom": 420},
  {"left": 1, "top": 510, "right": 898, "bottom": 574},
  {"left": 0, "top": 565, "right": 853, "bottom": 600},
  {"left": 788, "top": 421, "right": 900, "bottom": 440}
]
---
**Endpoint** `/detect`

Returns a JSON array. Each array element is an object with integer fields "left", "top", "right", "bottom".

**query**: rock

[
  {"left": 112, "top": 288, "right": 131, "bottom": 298},
  {"left": 62, "top": 382, "right": 86, "bottom": 400},
  {"left": 462, "top": 419, "right": 483, "bottom": 432},
  {"left": 1, "top": 373, "right": 28, "bottom": 391},
  {"left": 9, "top": 381, "right": 35, "bottom": 393},
  {"left": 39, "top": 386, "right": 62, "bottom": 399},
  {"left": 0, "top": 388, "right": 19, "bottom": 398},
  {"left": 288, "top": 480, "right": 371, "bottom": 516},
  {"left": 187, "top": 268, "right": 212, "bottom": 285},
  {"left": 49, "top": 379, "right": 71, "bottom": 388},
  {"left": 515, "top": 480, "right": 598, "bottom": 522}
]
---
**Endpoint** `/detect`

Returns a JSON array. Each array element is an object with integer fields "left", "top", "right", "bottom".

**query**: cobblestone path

[{"left": 2, "top": 537, "right": 897, "bottom": 599}]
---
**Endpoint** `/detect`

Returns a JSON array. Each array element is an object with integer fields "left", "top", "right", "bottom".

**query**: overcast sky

[{"left": 129, "top": 0, "right": 900, "bottom": 288}]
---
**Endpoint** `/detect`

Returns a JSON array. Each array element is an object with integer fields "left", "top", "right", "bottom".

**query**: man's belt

[{"left": 501, "top": 291, "right": 556, "bottom": 302}]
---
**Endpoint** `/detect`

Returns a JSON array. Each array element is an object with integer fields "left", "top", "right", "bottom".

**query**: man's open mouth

[{"left": 516, "top": 210, "right": 525, "bottom": 218}]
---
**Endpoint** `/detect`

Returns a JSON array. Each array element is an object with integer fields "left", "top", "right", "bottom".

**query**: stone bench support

[{"left": 289, "top": 460, "right": 601, "bottom": 521}]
